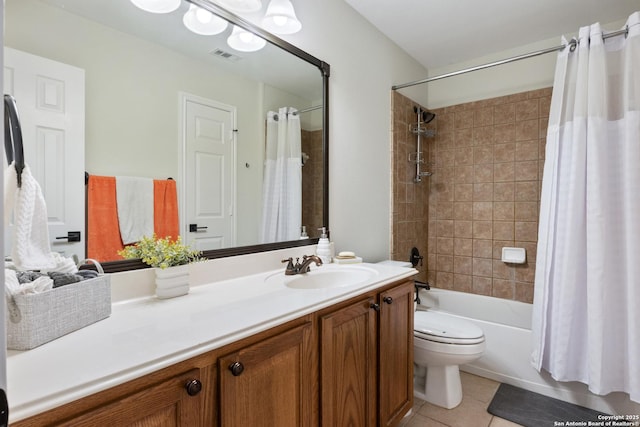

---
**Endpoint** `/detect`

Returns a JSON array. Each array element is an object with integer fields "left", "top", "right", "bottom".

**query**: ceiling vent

[{"left": 209, "top": 48, "right": 242, "bottom": 62}]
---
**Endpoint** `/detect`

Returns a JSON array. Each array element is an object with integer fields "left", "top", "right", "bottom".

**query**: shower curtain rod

[
  {"left": 294, "top": 105, "right": 323, "bottom": 114},
  {"left": 392, "top": 26, "right": 629, "bottom": 90}
]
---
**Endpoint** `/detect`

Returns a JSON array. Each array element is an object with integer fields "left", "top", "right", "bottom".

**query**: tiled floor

[{"left": 399, "top": 372, "right": 524, "bottom": 427}]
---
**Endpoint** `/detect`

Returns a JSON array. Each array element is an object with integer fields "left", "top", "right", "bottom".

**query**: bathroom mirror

[{"left": 4, "top": 0, "right": 329, "bottom": 272}]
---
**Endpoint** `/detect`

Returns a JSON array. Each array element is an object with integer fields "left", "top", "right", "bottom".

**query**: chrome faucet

[{"left": 281, "top": 255, "right": 323, "bottom": 275}]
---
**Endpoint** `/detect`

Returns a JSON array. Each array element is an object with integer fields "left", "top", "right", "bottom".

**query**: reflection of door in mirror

[
  {"left": 181, "top": 93, "right": 236, "bottom": 252},
  {"left": 3, "top": 47, "right": 86, "bottom": 260}
]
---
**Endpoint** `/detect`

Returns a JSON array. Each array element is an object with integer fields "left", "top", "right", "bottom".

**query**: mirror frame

[{"left": 100, "top": 0, "right": 330, "bottom": 273}]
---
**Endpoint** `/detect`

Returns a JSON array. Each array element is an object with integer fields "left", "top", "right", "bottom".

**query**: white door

[
  {"left": 181, "top": 93, "right": 236, "bottom": 251},
  {"left": 4, "top": 48, "right": 85, "bottom": 259}
]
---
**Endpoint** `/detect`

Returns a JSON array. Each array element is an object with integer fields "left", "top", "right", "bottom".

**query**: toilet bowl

[{"left": 413, "top": 310, "right": 485, "bottom": 409}]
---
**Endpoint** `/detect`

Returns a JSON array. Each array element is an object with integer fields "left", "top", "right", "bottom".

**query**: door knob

[
  {"left": 370, "top": 303, "right": 380, "bottom": 312},
  {"left": 383, "top": 296, "right": 393, "bottom": 304},
  {"left": 55, "top": 231, "right": 81, "bottom": 242},
  {"left": 189, "top": 224, "right": 208, "bottom": 232}
]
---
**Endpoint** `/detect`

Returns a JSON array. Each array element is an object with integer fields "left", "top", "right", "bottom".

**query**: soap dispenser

[{"left": 316, "top": 227, "right": 332, "bottom": 264}]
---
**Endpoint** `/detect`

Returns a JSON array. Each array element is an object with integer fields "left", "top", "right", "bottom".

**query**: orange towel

[
  {"left": 87, "top": 175, "right": 125, "bottom": 261},
  {"left": 153, "top": 179, "right": 179, "bottom": 241}
]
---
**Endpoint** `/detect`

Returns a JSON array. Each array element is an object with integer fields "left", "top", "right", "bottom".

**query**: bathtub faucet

[{"left": 414, "top": 280, "right": 431, "bottom": 305}]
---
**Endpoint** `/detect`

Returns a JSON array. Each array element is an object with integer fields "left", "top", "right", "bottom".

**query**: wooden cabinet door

[
  {"left": 378, "top": 281, "right": 414, "bottom": 427},
  {"left": 218, "top": 322, "right": 313, "bottom": 427},
  {"left": 320, "top": 297, "right": 377, "bottom": 427},
  {"left": 58, "top": 369, "right": 203, "bottom": 427}
]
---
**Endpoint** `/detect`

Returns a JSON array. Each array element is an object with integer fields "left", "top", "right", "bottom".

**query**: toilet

[
  {"left": 376, "top": 260, "right": 486, "bottom": 409},
  {"left": 413, "top": 310, "right": 485, "bottom": 409}
]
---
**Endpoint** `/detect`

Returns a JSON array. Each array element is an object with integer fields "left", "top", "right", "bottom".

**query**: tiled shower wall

[
  {"left": 391, "top": 88, "right": 551, "bottom": 303},
  {"left": 301, "top": 129, "right": 323, "bottom": 238},
  {"left": 390, "top": 92, "right": 431, "bottom": 283}
]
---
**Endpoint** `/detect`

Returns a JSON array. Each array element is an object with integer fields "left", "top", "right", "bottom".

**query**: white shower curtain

[
  {"left": 260, "top": 107, "right": 302, "bottom": 243},
  {"left": 532, "top": 12, "right": 640, "bottom": 402}
]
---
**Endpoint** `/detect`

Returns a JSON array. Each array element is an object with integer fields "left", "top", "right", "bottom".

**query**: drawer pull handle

[
  {"left": 229, "top": 361, "right": 245, "bottom": 376},
  {"left": 383, "top": 296, "right": 393, "bottom": 304},
  {"left": 185, "top": 379, "right": 202, "bottom": 396}
]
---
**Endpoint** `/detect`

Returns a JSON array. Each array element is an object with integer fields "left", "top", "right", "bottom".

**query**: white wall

[{"left": 273, "top": 0, "right": 429, "bottom": 261}]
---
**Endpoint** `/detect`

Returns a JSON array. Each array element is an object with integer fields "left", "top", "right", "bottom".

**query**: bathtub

[{"left": 416, "top": 288, "right": 640, "bottom": 415}]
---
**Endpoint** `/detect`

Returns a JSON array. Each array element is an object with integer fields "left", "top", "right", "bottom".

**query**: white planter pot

[{"left": 154, "top": 264, "right": 189, "bottom": 299}]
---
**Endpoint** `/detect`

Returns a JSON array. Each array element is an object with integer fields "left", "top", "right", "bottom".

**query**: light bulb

[
  {"left": 195, "top": 8, "right": 213, "bottom": 24},
  {"left": 216, "top": 0, "right": 262, "bottom": 13},
  {"left": 130, "top": 0, "right": 180, "bottom": 14},
  {"left": 273, "top": 15, "right": 287, "bottom": 27},
  {"left": 239, "top": 32, "right": 254, "bottom": 43},
  {"left": 183, "top": 4, "right": 228, "bottom": 35},
  {"left": 227, "top": 25, "right": 266, "bottom": 52},
  {"left": 262, "top": 0, "right": 301, "bottom": 34}
]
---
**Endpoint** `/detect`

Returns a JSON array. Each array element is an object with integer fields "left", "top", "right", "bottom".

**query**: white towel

[
  {"left": 40, "top": 252, "right": 79, "bottom": 274},
  {"left": 4, "top": 163, "right": 56, "bottom": 270},
  {"left": 4, "top": 268, "right": 53, "bottom": 296},
  {"left": 115, "top": 176, "right": 154, "bottom": 244},
  {"left": 4, "top": 162, "right": 18, "bottom": 227}
]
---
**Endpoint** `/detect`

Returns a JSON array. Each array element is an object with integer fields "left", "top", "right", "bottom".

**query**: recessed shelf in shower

[{"left": 409, "top": 106, "right": 436, "bottom": 182}]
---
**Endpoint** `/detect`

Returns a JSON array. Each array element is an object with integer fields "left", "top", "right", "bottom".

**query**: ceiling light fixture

[
  {"left": 215, "top": 0, "right": 263, "bottom": 14},
  {"left": 262, "top": 0, "right": 301, "bottom": 34},
  {"left": 226, "top": 25, "right": 266, "bottom": 52},
  {"left": 130, "top": 0, "right": 180, "bottom": 14},
  {"left": 183, "top": 4, "right": 229, "bottom": 35}
]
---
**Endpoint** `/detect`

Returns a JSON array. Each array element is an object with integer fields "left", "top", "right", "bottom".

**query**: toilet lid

[{"left": 414, "top": 311, "right": 484, "bottom": 344}]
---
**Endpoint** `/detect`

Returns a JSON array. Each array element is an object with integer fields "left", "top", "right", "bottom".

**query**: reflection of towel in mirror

[
  {"left": 3, "top": 163, "right": 56, "bottom": 270},
  {"left": 153, "top": 179, "right": 179, "bottom": 241},
  {"left": 87, "top": 175, "right": 124, "bottom": 261},
  {"left": 115, "top": 176, "right": 154, "bottom": 245}
]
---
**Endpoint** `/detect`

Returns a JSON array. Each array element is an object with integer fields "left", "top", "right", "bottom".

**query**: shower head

[
  {"left": 413, "top": 106, "right": 436, "bottom": 124},
  {"left": 422, "top": 111, "right": 436, "bottom": 124}
]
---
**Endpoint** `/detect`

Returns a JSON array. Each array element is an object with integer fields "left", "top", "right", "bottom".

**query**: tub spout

[{"left": 414, "top": 280, "right": 431, "bottom": 305}]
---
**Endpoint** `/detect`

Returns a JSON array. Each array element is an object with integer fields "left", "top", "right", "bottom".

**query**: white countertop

[{"left": 7, "top": 261, "right": 417, "bottom": 423}]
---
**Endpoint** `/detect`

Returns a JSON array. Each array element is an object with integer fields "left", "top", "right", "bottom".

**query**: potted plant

[{"left": 119, "top": 234, "right": 204, "bottom": 299}]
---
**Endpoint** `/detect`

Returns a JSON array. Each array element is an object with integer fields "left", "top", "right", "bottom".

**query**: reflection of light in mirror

[
  {"left": 273, "top": 16, "right": 287, "bottom": 26},
  {"left": 183, "top": 4, "right": 229, "bottom": 35},
  {"left": 216, "top": 0, "right": 263, "bottom": 13},
  {"left": 130, "top": 0, "right": 180, "bottom": 14},
  {"left": 262, "top": 0, "right": 302, "bottom": 34},
  {"left": 227, "top": 25, "right": 267, "bottom": 52}
]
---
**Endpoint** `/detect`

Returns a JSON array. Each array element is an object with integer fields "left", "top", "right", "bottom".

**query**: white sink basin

[{"left": 266, "top": 265, "right": 379, "bottom": 290}]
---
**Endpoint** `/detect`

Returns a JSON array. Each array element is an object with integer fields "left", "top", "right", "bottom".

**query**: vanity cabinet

[
  {"left": 62, "top": 369, "right": 203, "bottom": 427},
  {"left": 11, "top": 279, "right": 413, "bottom": 427},
  {"left": 319, "top": 280, "right": 414, "bottom": 427},
  {"left": 12, "top": 368, "right": 205, "bottom": 427},
  {"left": 218, "top": 322, "right": 315, "bottom": 427},
  {"left": 378, "top": 282, "right": 414, "bottom": 426},
  {"left": 320, "top": 295, "right": 377, "bottom": 427}
]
